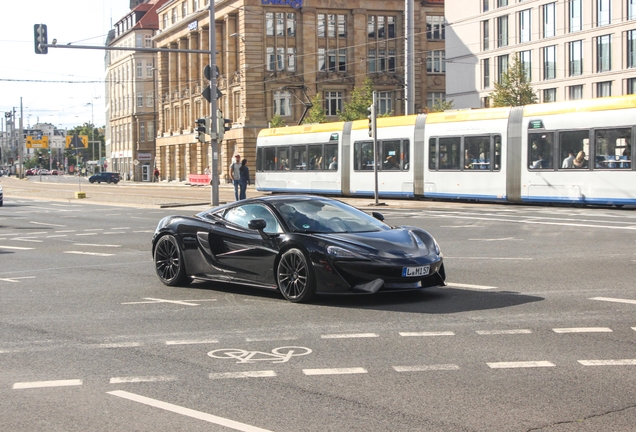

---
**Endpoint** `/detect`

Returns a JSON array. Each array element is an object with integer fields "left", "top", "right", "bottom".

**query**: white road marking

[
  {"left": 476, "top": 329, "right": 533, "bottom": 335},
  {"left": 209, "top": 371, "right": 277, "bottom": 379},
  {"left": 94, "top": 342, "right": 142, "bottom": 348},
  {"left": 83, "top": 229, "right": 104, "bottom": 231},
  {"left": 110, "top": 227, "right": 130, "bottom": 230},
  {"left": 393, "top": 364, "right": 460, "bottom": 372},
  {"left": 110, "top": 376, "right": 177, "bottom": 384},
  {"left": 20, "top": 231, "right": 47, "bottom": 235},
  {"left": 0, "top": 276, "right": 36, "bottom": 283},
  {"left": 46, "top": 235, "right": 67, "bottom": 238},
  {"left": 103, "top": 232, "right": 123, "bottom": 234},
  {"left": 0, "top": 245, "right": 34, "bottom": 250},
  {"left": 73, "top": 243, "right": 121, "bottom": 248},
  {"left": 321, "top": 333, "right": 379, "bottom": 339},
  {"left": 64, "top": 251, "right": 114, "bottom": 257},
  {"left": 446, "top": 257, "right": 533, "bottom": 260},
  {"left": 399, "top": 331, "right": 455, "bottom": 337},
  {"left": 245, "top": 336, "right": 299, "bottom": 342},
  {"left": 446, "top": 282, "right": 497, "bottom": 290},
  {"left": 107, "top": 390, "right": 274, "bottom": 432},
  {"left": 133, "top": 230, "right": 155, "bottom": 233},
  {"left": 469, "top": 237, "right": 521, "bottom": 241},
  {"left": 487, "top": 361, "right": 556, "bottom": 369},
  {"left": 590, "top": 297, "right": 636, "bottom": 305},
  {"left": 303, "top": 367, "right": 368, "bottom": 376},
  {"left": 55, "top": 230, "right": 76, "bottom": 233},
  {"left": 121, "top": 298, "right": 216, "bottom": 306},
  {"left": 29, "top": 221, "right": 65, "bottom": 227},
  {"left": 166, "top": 339, "right": 219, "bottom": 345},
  {"left": 13, "top": 379, "right": 83, "bottom": 389},
  {"left": 553, "top": 327, "right": 613, "bottom": 333},
  {"left": 75, "top": 233, "right": 98, "bottom": 236},
  {"left": 10, "top": 238, "right": 43, "bottom": 243},
  {"left": 578, "top": 359, "right": 636, "bottom": 366},
  {"left": 440, "top": 225, "right": 484, "bottom": 228}
]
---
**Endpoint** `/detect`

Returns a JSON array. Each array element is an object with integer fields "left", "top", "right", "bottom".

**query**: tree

[
  {"left": 269, "top": 113, "right": 286, "bottom": 128},
  {"left": 425, "top": 99, "right": 455, "bottom": 113},
  {"left": 489, "top": 53, "right": 538, "bottom": 107},
  {"left": 302, "top": 93, "right": 327, "bottom": 124},
  {"left": 338, "top": 77, "right": 374, "bottom": 121}
]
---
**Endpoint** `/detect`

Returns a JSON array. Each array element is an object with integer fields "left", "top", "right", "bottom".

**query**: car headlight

[
  {"left": 326, "top": 245, "right": 366, "bottom": 260},
  {"left": 433, "top": 238, "right": 441, "bottom": 255}
]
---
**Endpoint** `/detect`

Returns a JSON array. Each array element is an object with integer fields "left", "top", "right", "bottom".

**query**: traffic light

[
  {"left": 216, "top": 110, "right": 232, "bottom": 141},
  {"left": 34, "top": 24, "right": 48, "bottom": 54},
  {"left": 196, "top": 118, "right": 206, "bottom": 143},
  {"left": 367, "top": 104, "right": 376, "bottom": 138}
]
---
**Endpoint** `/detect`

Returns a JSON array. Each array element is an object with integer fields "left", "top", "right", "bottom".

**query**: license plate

[{"left": 402, "top": 265, "right": 430, "bottom": 277}]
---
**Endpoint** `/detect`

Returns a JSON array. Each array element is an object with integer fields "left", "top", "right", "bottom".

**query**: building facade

[
  {"left": 446, "top": 0, "right": 636, "bottom": 108},
  {"left": 153, "top": 0, "right": 445, "bottom": 183}
]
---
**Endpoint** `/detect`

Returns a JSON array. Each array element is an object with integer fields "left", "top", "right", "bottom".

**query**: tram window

[
  {"left": 528, "top": 132, "right": 554, "bottom": 169},
  {"left": 382, "top": 140, "right": 401, "bottom": 170},
  {"left": 292, "top": 146, "right": 307, "bottom": 170},
  {"left": 277, "top": 147, "right": 290, "bottom": 170},
  {"left": 464, "top": 136, "right": 491, "bottom": 170},
  {"left": 256, "top": 148, "right": 263, "bottom": 171},
  {"left": 264, "top": 147, "right": 276, "bottom": 171},
  {"left": 354, "top": 141, "right": 374, "bottom": 170},
  {"left": 595, "top": 128, "right": 631, "bottom": 169},
  {"left": 324, "top": 144, "right": 338, "bottom": 170},
  {"left": 403, "top": 140, "right": 410, "bottom": 170},
  {"left": 308, "top": 145, "right": 323, "bottom": 170},
  {"left": 439, "top": 137, "right": 461, "bottom": 170},
  {"left": 559, "top": 130, "right": 589, "bottom": 169},
  {"left": 494, "top": 135, "right": 501, "bottom": 170},
  {"left": 428, "top": 138, "right": 437, "bottom": 170}
]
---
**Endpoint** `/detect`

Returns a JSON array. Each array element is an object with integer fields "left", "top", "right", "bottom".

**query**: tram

[{"left": 255, "top": 95, "right": 635, "bottom": 206}]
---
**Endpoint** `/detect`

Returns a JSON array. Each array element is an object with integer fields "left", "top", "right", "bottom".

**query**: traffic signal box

[{"left": 34, "top": 24, "right": 48, "bottom": 54}]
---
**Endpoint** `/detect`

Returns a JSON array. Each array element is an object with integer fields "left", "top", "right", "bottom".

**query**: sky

[{"left": 1, "top": 0, "right": 132, "bottom": 130}]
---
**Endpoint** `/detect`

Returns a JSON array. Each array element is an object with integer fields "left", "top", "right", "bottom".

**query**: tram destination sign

[{"left": 261, "top": 0, "right": 303, "bottom": 8}]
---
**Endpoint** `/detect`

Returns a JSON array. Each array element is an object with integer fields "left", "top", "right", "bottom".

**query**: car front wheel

[
  {"left": 154, "top": 235, "right": 190, "bottom": 286},
  {"left": 277, "top": 248, "right": 315, "bottom": 303}
]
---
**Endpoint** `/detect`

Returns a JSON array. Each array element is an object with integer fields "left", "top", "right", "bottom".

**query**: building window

[
  {"left": 628, "top": 30, "right": 636, "bottom": 68},
  {"left": 542, "top": 3, "right": 556, "bottom": 38},
  {"left": 569, "top": 40, "right": 583, "bottom": 76},
  {"left": 519, "top": 9, "right": 531, "bottom": 43},
  {"left": 368, "top": 49, "right": 395, "bottom": 73},
  {"left": 597, "top": 34, "right": 611, "bottom": 72},
  {"left": 569, "top": 85, "right": 583, "bottom": 100},
  {"left": 318, "top": 13, "right": 325, "bottom": 37},
  {"left": 368, "top": 49, "right": 376, "bottom": 73},
  {"left": 273, "top": 91, "right": 291, "bottom": 116},
  {"left": 497, "top": 54, "right": 509, "bottom": 82},
  {"left": 426, "top": 16, "right": 445, "bottom": 40},
  {"left": 377, "top": 92, "right": 393, "bottom": 115},
  {"left": 497, "top": 15, "right": 508, "bottom": 47},
  {"left": 287, "top": 48, "right": 296, "bottom": 71},
  {"left": 288, "top": 13, "right": 297, "bottom": 36},
  {"left": 193, "top": 0, "right": 199, "bottom": 11},
  {"left": 427, "top": 50, "right": 446, "bottom": 73},
  {"left": 368, "top": 15, "right": 396, "bottom": 39},
  {"left": 136, "top": 35, "right": 143, "bottom": 47},
  {"left": 146, "top": 91, "right": 153, "bottom": 107},
  {"left": 266, "top": 12, "right": 274, "bottom": 36},
  {"left": 144, "top": 35, "right": 152, "bottom": 47},
  {"left": 482, "top": 20, "right": 489, "bottom": 50},
  {"left": 497, "top": 0, "right": 508, "bottom": 7},
  {"left": 318, "top": 48, "right": 326, "bottom": 71},
  {"left": 147, "top": 121, "right": 154, "bottom": 141},
  {"left": 543, "top": 88, "right": 556, "bottom": 102},
  {"left": 597, "top": 81, "right": 612, "bottom": 97},
  {"left": 163, "top": 13, "right": 168, "bottom": 29},
  {"left": 182, "top": 1, "right": 187, "bottom": 18},
  {"left": 171, "top": 7, "right": 177, "bottom": 24},
  {"left": 519, "top": 50, "right": 532, "bottom": 81},
  {"left": 483, "top": 0, "right": 489, "bottom": 12},
  {"left": 327, "top": 49, "right": 346, "bottom": 72},
  {"left": 140, "top": 123, "right": 145, "bottom": 142},
  {"left": 482, "top": 58, "right": 490, "bottom": 89},
  {"left": 630, "top": 0, "right": 636, "bottom": 20},
  {"left": 137, "top": 92, "right": 143, "bottom": 107},
  {"left": 136, "top": 62, "right": 143, "bottom": 78},
  {"left": 569, "top": 0, "right": 582, "bottom": 32},
  {"left": 325, "top": 91, "right": 342, "bottom": 116},
  {"left": 146, "top": 62, "right": 153, "bottom": 77},
  {"left": 427, "top": 92, "right": 446, "bottom": 109},
  {"left": 597, "top": 0, "right": 611, "bottom": 26},
  {"left": 543, "top": 45, "right": 556, "bottom": 80},
  {"left": 627, "top": 78, "right": 636, "bottom": 94},
  {"left": 267, "top": 12, "right": 296, "bottom": 37},
  {"left": 266, "top": 47, "right": 295, "bottom": 71}
]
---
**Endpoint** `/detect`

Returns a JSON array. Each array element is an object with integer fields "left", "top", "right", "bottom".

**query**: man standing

[
  {"left": 153, "top": 167, "right": 160, "bottom": 182},
  {"left": 229, "top": 154, "right": 242, "bottom": 201}
]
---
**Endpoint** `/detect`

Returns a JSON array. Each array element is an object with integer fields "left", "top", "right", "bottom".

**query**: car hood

[{"left": 314, "top": 228, "right": 431, "bottom": 258}]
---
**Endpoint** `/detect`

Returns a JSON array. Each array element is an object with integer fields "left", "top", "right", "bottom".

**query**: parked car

[
  {"left": 50, "top": 170, "right": 60, "bottom": 175},
  {"left": 37, "top": 169, "right": 50, "bottom": 175},
  {"left": 88, "top": 172, "right": 120, "bottom": 184},
  {"left": 25, "top": 168, "right": 37, "bottom": 176}
]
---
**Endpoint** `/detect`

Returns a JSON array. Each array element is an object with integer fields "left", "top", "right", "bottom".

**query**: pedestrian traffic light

[
  {"left": 216, "top": 110, "right": 232, "bottom": 141},
  {"left": 196, "top": 118, "right": 207, "bottom": 143},
  {"left": 34, "top": 24, "right": 48, "bottom": 54},
  {"left": 367, "top": 104, "right": 376, "bottom": 138}
]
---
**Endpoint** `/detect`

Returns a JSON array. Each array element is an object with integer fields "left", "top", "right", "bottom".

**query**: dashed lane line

[
  {"left": 0, "top": 276, "right": 36, "bottom": 283},
  {"left": 64, "top": 251, "right": 115, "bottom": 257},
  {"left": 578, "top": 359, "right": 636, "bottom": 366},
  {"left": 75, "top": 233, "right": 98, "bottom": 236},
  {"left": 476, "top": 329, "right": 533, "bottom": 335},
  {"left": 393, "top": 364, "right": 460, "bottom": 372},
  {"left": 110, "top": 376, "right": 177, "bottom": 384},
  {"left": 399, "top": 331, "right": 455, "bottom": 337},
  {"left": 209, "top": 371, "right": 277, "bottom": 379},
  {"left": 92, "top": 342, "right": 142, "bottom": 349},
  {"left": 321, "top": 333, "right": 379, "bottom": 339},
  {"left": 553, "top": 327, "right": 613, "bottom": 333},
  {"left": 73, "top": 243, "right": 121, "bottom": 248},
  {"left": 446, "top": 282, "right": 497, "bottom": 290},
  {"left": 590, "top": 297, "right": 636, "bottom": 305},
  {"left": 29, "top": 221, "right": 65, "bottom": 227},
  {"left": 0, "top": 245, "right": 34, "bottom": 250},
  {"left": 487, "top": 361, "right": 556, "bottom": 369},
  {"left": 13, "top": 379, "right": 83, "bottom": 389},
  {"left": 10, "top": 238, "right": 43, "bottom": 243},
  {"left": 303, "top": 367, "right": 368, "bottom": 376},
  {"left": 166, "top": 339, "right": 219, "bottom": 346}
]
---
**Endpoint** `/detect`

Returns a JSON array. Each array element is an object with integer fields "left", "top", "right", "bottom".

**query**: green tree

[
  {"left": 425, "top": 99, "right": 455, "bottom": 113},
  {"left": 338, "top": 77, "right": 374, "bottom": 121},
  {"left": 65, "top": 122, "right": 105, "bottom": 168},
  {"left": 269, "top": 113, "right": 286, "bottom": 128},
  {"left": 489, "top": 53, "right": 538, "bottom": 107},
  {"left": 302, "top": 93, "right": 327, "bottom": 124}
]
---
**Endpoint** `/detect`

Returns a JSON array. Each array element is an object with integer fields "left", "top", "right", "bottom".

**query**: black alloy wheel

[
  {"left": 277, "top": 248, "right": 315, "bottom": 303},
  {"left": 154, "top": 235, "right": 190, "bottom": 286}
]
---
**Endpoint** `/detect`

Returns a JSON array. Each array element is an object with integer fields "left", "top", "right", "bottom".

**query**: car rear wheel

[
  {"left": 277, "top": 248, "right": 315, "bottom": 303},
  {"left": 106, "top": 179, "right": 111, "bottom": 184},
  {"left": 154, "top": 235, "right": 190, "bottom": 286}
]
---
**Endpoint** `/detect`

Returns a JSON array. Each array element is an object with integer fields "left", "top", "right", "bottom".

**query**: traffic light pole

[
  {"left": 371, "top": 92, "right": 379, "bottom": 206},
  {"left": 209, "top": 3, "right": 219, "bottom": 206}
]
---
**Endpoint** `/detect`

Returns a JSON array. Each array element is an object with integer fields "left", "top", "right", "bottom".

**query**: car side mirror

[
  {"left": 372, "top": 212, "right": 384, "bottom": 221},
  {"left": 248, "top": 218, "right": 267, "bottom": 231}
]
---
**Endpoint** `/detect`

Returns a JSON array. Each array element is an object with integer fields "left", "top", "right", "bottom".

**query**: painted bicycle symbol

[{"left": 207, "top": 346, "right": 312, "bottom": 364}]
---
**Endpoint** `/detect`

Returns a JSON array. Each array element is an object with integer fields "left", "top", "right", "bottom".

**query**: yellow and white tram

[{"left": 256, "top": 95, "right": 635, "bottom": 206}]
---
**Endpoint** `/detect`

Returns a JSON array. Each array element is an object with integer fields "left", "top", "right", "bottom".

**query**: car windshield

[{"left": 273, "top": 199, "right": 388, "bottom": 233}]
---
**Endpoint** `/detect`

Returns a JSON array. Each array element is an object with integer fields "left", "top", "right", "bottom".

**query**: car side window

[{"left": 224, "top": 204, "right": 283, "bottom": 234}]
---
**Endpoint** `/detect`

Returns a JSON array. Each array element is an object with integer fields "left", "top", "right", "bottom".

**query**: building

[
  {"left": 446, "top": 0, "right": 636, "bottom": 109},
  {"left": 106, "top": 0, "right": 169, "bottom": 182},
  {"left": 153, "top": 0, "right": 445, "bottom": 183}
]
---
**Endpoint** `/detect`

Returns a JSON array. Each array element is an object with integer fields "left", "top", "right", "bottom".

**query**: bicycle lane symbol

[{"left": 207, "top": 346, "right": 312, "bottom": 364}]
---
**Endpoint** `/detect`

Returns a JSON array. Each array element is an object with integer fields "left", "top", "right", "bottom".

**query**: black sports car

[{"left": 152, "top": 195, "right": 445, "bottom": 303}]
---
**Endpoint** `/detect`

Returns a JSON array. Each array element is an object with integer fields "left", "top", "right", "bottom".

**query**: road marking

[
  {"left": 446, "top": 257, "right": 533, "bottom": 260},
  {"left": 469, "top": 237, "right": 521, "bottom": 242},
  {"left": 590, "top": 297, "right": 636, "bottom": 305},
  {"left": 0, "top": 276, "right": 36, "bottom": 283},
  {"left": 110, "top": 376, "right": 177, "bottom": 384},
  {"left": 46, "top": 235, "right": 67, "bottom": 238},
  {"left": 10, "top": 238, "right": 43, "bottom": 243},
  {"left": 321, "top": 333, "right": 379, "bottom": 339},
  {"left": 246, "top": 336, "right": 299, "bottom": 342},
  {"left": 64, "top": 251, "right": 115, "bottom": 257},
  {"left": 133, "top": 230, "right": 155, "bottom": 233},
  {"left": 121, "top": 298, "right": 216, "bottom": 306},
  {"left": 578, "top": 359, "right": 636, "bottom": 366},
  {"left": 75, "top": 233, "right": 98, "bottom": 236},
  {"left": 29, "top": 221, "right": 65, "bottom": 227},
  {"left": 83, "top": 229, "right": 104, "bottom": 231},
  {"left": 209, "top": 371, "right": 277, "bottom": 379},
  {"left": 73, "top": 243, "right": 121, "bottom": 248},
  {"left": 303, "top": 367, "right": 368, "bottom": 376},
  {"left": 487, "top": 361, "right": 556, "bottom": 369},
  {"left": 393, "top": 364, "right": 460, "bottom": 372},
  {"left": 0, "top": 245, "right": 34, "bottom": 250},
  {"left": 166, "top": 339, "right": 218, "bottom": 345},
  {"left": 440, "top": 225, "right": 484, "bottom": 228},
  {"left": 476, "top": 329, "right": 533, "bottom": 335},
  {"left": 446, "top": 282, "right": 497, "bottom": 290},
  {"left": 107, "top": 390, "right": 274, "bottom": 432},
  {"left": 55, "top": 230, "right": 76, "bottom": 233},
  {"left": 399, "top": 331, "right": 455, "bottom": 337},
  {"left": 94, "top": 342, "right": 142, "bottom": 348},
  {"left": 553, "top": 327, "right": 613, "bottom": 333},
  {"left": 110, "top": 227, "right": 130, "bottom": 230},
  {"left": 13, "top": 379, "right": 83, "bottom": 389}
]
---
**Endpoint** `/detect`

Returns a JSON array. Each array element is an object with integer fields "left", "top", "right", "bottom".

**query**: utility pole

[
  {"left": 19, "top": 99, "right": 24, "bottom": 179},
  {"left": 209, "top": 3, "right": 219, "bottom": 206},
  {"left": 405, "top": 0, "right": 415, "bottom": 115}
]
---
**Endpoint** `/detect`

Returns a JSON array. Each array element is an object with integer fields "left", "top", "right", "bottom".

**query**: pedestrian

[
  {"left": 204, "top": 166, "right": 210, "bottom": 175},
  {"left": 153, "top": 167, "right": 160, "bottom": 182},
  {"left": 229, "top": 154, "right": 242, "bottom": 201},
  {"left": 239, "top": 158, "right": 250, "bottom": 200}
]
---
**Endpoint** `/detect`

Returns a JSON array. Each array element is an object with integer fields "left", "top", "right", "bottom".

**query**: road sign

[
  {"left": 65, "top": 135, "right": 89, "bottom": 148},
  {"left": 26, "top": 136, "right": 49, "bottom": 148},
  {"left": 133, "top": 159, "right": 139, "bottom": 166}
]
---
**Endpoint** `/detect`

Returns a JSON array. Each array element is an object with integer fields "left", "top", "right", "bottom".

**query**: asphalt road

[{"left": 1, "top": 179, "right": 635, "bottom": 431}]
